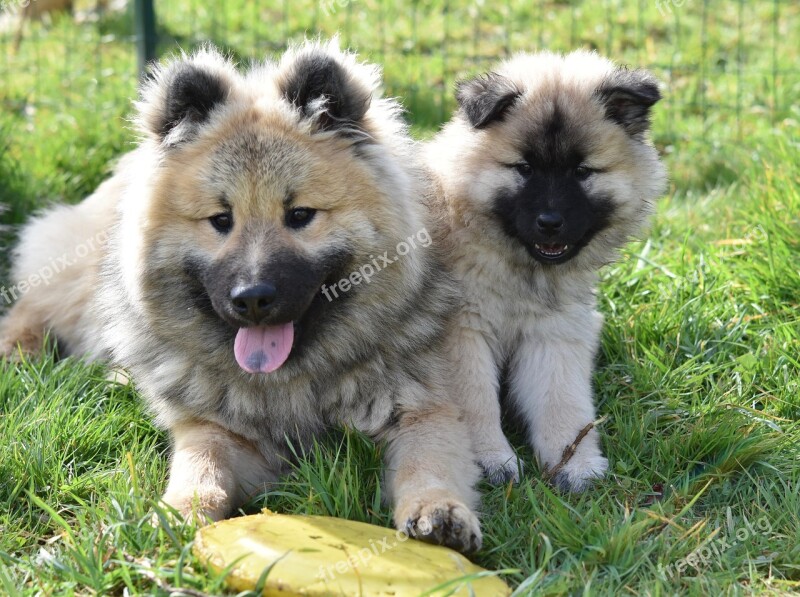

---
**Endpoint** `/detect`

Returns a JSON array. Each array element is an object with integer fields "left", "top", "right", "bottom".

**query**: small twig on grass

[
  {"left": 123, "top": 553, "right": 211, "bottom": 597},
  {"left": 543, "top": 416, "right": 608, "bottom": 481}
]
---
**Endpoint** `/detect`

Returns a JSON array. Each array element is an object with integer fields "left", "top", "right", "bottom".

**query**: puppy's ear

[
  {"left": 278, "top": 42, "right": 374, "bottom": 133},
  {"left": 597, "top": 69, "right": 661, "bottom": 137},
  {"left": 455, "top": 72, "right": 521, "bottom": 129},
  {"left": 138, "top": 48, "right": 235, "bottom": 146}
]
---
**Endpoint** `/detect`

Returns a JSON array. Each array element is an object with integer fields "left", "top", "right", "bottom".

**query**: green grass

[{"left": 1, "top": 1, "right": 799, "bottom": 594}]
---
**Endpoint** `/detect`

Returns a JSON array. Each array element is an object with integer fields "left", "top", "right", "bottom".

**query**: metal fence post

[{"left": 135, "top": 0, "right": 157, "bottom": 76}]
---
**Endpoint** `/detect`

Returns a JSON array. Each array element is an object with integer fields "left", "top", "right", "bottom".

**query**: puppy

[{"left": 426, "top": 50, "right": 666, "bottom": 489}]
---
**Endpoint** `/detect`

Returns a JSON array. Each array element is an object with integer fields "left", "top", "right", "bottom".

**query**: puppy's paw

[
  {"left": 0, "top": 339, "right": 28, "bottom": 362},
  {"left": 476, "top": 447, "right": 522, "bottom": 485},
  {"left": 161, "top": 488, "right": 229, "bottom": 525},
  {"left": 105, "top": 367, "right": 131, "bottom": 385},
  {"left": 0, "top": 341, "right": 14, "bottom": 360},
  {"left": 0, "top": 326, "right": 44, "bottom": 361},
  {"left": 550, "top": 453, "right": 608, "bottom": 493},
  {"left": 397, "top": 494, "right": 482, "bottom": 554}
]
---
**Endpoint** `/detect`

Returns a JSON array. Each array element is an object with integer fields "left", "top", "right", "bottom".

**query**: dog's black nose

[
  {"left": 230, "top": 284, "right": 277, "bottom": 323},
  {"left": 536, "top": 211, "right": 564, "bottom": 235}
]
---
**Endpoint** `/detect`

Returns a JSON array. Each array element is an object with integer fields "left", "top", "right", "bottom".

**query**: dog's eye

[
  {"left": 514, "top": 162, "right": 532, "bottom": 177},
  {"left": 209, "top": 212, "right": 233, "bottom": 234},
  {"left": 575, "top": 166, "right": 598, "bottom": 181},
  {"left": 286, "top": 207, "right": 317, "bottom": 229}
]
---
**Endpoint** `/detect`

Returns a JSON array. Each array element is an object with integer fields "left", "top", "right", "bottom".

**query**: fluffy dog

[
  {"left": 426, "top": 50, "right": 666, "bottom": 489},
  {"left": 0, "top": 41, "right": 482, "bottom": 552}
]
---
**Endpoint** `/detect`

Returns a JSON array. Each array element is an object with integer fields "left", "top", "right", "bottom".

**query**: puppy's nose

[
  {"left": 536, "top": 211, "right": 564, "bottom": 235},
  {"left": 230, "top": 284, "right": 277, "bottom": 323}
]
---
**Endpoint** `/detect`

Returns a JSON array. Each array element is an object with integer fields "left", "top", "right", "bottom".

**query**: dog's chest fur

[
  {"left": 99, "top": 231, "right": 455, "bottom": 460},
  {"left": 450, "top": 221, "right": 600, "bottom": 357}
]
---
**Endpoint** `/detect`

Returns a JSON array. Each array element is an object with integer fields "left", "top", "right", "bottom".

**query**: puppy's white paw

[
  {"left": 476, "top": 446, "right": 522, "bottom": 485},
  {"left": 550, "top": 453, "right": 608, "bottom": 493}
]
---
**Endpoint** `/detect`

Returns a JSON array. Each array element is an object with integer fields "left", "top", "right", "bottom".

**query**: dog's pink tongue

[{"left": 234, "top": 323, "right": 294, "bottom": 374}]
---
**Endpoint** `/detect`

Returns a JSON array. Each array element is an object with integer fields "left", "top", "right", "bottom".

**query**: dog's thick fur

[
  {"left": 426, "top": 51, "right": 666, "bottom": 489},
  {"left": 0, "top": 42, "right": 482, "bottom": 552}
]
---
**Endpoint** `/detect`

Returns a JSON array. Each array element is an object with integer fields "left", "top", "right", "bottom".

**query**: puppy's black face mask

[
  {"left": 456, "top": 68, "right": 661, "bottom": 266},
  {"left": 492, "top": 159, "right": 614, "bottom": 264}
]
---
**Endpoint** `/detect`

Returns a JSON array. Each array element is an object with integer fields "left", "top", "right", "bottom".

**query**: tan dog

[
  {"left": 1, "top": 41, "right": 482, "bottom": 552},
  {"left": 426, "top": 51, "right": 666, "bottom": 489}
]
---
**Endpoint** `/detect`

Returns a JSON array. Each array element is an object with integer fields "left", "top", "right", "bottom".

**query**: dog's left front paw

[{"left": 549, "top": 453, "right": 608, "bottom": 493}]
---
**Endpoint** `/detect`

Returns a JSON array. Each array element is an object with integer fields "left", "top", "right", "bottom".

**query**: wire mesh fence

[{"left": 0, "top": 1, "right": 798, "bottom": 175}]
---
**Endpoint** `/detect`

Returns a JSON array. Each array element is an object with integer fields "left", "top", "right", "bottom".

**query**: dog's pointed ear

[
  {"left": 138, "top": 49, "right": 235, "bottom": 146},
  {"left": 455, "top": 72, "right": 521, "bottom": 129},
  {"left": 597, "top": 69, "right": 661, "bottom": 136},
  {"left": 278, "top": 44, "right": 374, "bottom": 133}
]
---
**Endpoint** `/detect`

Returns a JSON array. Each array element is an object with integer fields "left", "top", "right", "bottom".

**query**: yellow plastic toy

[{"left": 193, "top": 510, "right": 511, "bottom": 596}]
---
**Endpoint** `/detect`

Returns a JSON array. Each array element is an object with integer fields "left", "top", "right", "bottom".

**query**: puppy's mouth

[
  {"left": 533, "top": 242, "right": 572, "bottom": 261},
  {"left": 233, "top": 323, "right": 295, "bottom": 374}
]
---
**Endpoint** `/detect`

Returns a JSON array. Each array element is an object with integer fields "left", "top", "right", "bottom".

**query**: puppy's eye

[
  {"left": 209, "top": 212, "right": 233, "bottom": 234},
  {"left": 514, "top": 162, "right": 532, "bottom": 177},
  {"left": 575, "top": 165, "right": 598, "bottom": 181},
  {"left": 286, "top": 207, "right": 317, "bottom": 229}
]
